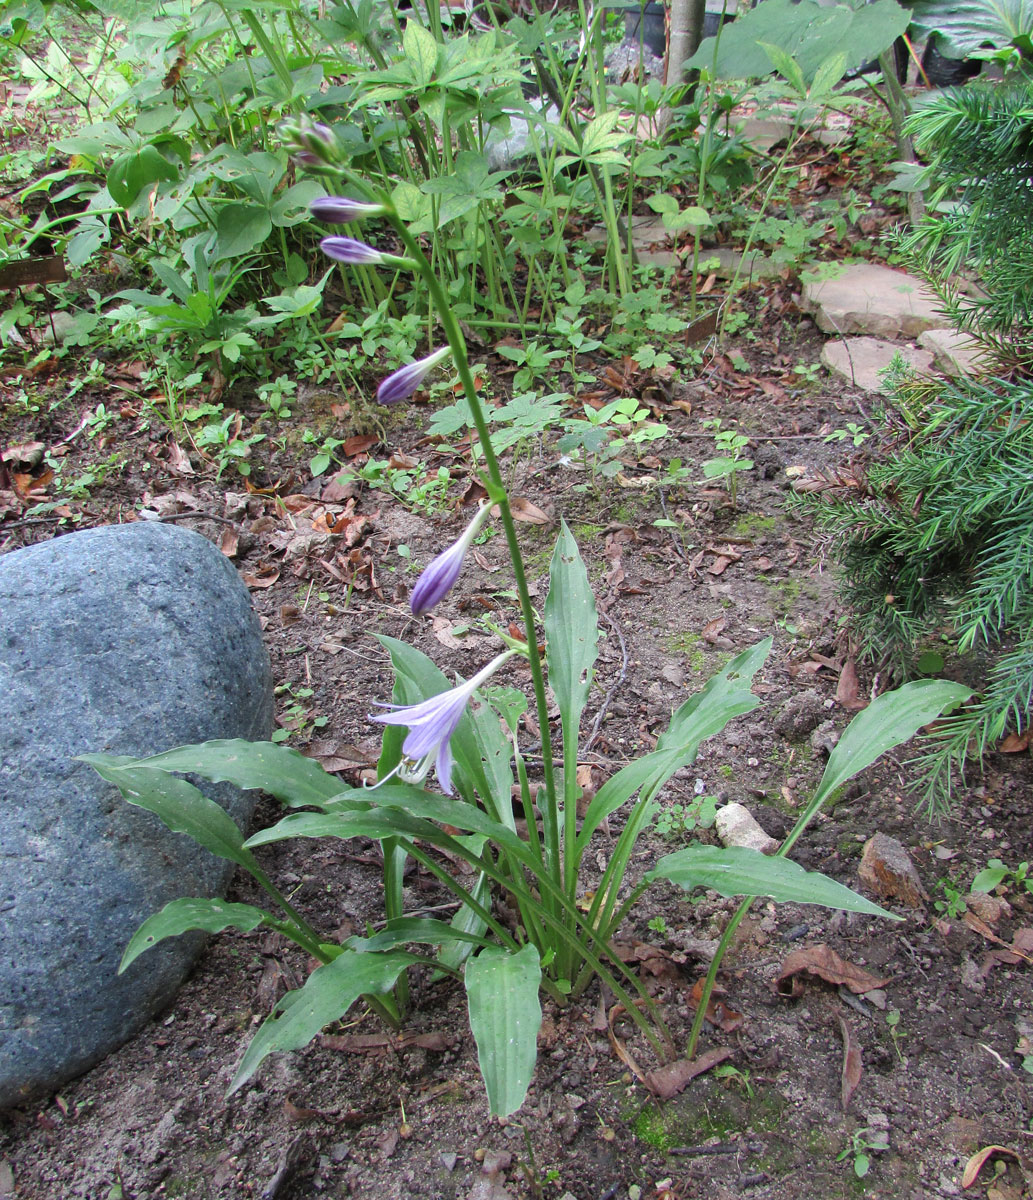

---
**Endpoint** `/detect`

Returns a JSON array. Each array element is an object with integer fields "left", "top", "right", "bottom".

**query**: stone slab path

[{"left": 803, "top": 263, "right": 951, "bottom": 338}]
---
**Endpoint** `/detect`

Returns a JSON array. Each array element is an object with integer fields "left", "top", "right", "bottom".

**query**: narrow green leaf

[
  {"left": 577, "top": 640, "right": 769, "bottom": 850},
  {"left": 544, "top": 521, "right": 599, "bottom": 734},
  {"left": 81, "top": 759, "right": 260, "bottom": 872},
  {"left": 809, "top": 49, "right": 848, "bottom": 98},
  {"left": 347, "top": 917, "right": 489, "bottom": 954},
  {"left": 466, "top": 944, "right": 542, "bottom": 1117},
  {"left": 229, "top": 950, "right": 418, "bottom": 1094},
  {"left": 120, "top": 898, "right": 268, "bottom": 972},
  {"left": 649, "top": 846, "right": 901, "bottom": 919},
  {"left": 811, "top": 680, "right": 972, "bottom": 810},
  {"left": 759, "top": 41, "right": 807, "bottom": 95},
  {"left": 124, "top": 739, "right": 349, "bottom": 809}
]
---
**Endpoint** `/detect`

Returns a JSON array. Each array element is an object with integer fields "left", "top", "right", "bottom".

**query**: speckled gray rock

[{"left": 0, "top": 522, "right": 272, "bottom": 1107}]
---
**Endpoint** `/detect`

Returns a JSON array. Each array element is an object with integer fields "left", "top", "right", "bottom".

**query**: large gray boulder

[{"left": 0, "top": 521, "right": 273, "bottom": 1107}]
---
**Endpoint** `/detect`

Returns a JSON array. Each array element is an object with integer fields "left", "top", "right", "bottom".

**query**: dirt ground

[{"left": 2, "top": 253, "right": 1033, "bottom": 1200}]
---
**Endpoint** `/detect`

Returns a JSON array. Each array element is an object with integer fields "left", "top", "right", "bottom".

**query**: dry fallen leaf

[
  {"left": 218, "top": 526, "right": 239, "bottom": 558},
  {"left": 962, "top": 1146, "right": 1020, "bottom": 1188},
  {"left": 508, "top": 496, "right": 550, "bottom": 524},
  {"left": 688, "top": 978, "right": 744, "bottom": 1032},
  {"left": 242, "top": 562, "right": 280, "bottom": 589},
  {"left": 837, "top": 1013, "right": 862, "bottom": 1111},
  {"left": 642, "top": 1047, "right": 733, "bottom": 1100},
  {"left": 776, "top": 945, "right": 890, "bottom": 996},
  {"left": 836, "top": 658, "right": 868, "bottom": 711},
  {"left": 998, "top": 730, "right": 1030, "bottom": 753},
  {"left": 165, "top": 440, "right": 194, "bottom": 476}
]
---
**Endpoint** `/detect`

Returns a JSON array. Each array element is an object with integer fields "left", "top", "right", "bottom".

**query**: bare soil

[{"left": 2, "top": 254, "right": 1032, "bottom": 1200}]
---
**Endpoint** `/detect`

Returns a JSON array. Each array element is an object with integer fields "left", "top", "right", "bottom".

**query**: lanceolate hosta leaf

[
  {"left": 576, "top": 639, "right": 769, "bottom": 850},
  {"left": 544, "top": 522, "right": 599, "bottom": 736},
  {"left": 228, "top": 950, "right": 419, "bottom": 1095},
  {"left": 120, "top": 898, "right": 269, "bottom": 972},
  {"left": 81, "top": 758, "right": 260, "bottom": 872},
  {"left": 649, "top": 846, "right": 901, "bottom": 919},
  {"left": 465, "top": 944, "right": 542, "bottom": 1117},
  {"left": 121, "top": 739, "right": 349, "bottom": 809},
  {"left": 809, "top": 679, "right": 972, "bottom": 811}
]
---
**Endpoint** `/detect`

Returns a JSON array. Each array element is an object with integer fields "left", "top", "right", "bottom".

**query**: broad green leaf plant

[{"left": 84, "top": 135, "right": 971, "bottom": 1117}]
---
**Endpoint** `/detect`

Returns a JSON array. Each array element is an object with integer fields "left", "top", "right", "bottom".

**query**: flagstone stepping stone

[
  {"left": 918, "top": 327, "right": 984, "bottom": 377},
  {"left": 0, "top": 521, "right": 272, "bottom": 1108},
  {"left": 820, "top": 336, "right": 934, "bottom": 393},
  {"left": 803, "top": 263, "right": 952, "bottom": 339}
]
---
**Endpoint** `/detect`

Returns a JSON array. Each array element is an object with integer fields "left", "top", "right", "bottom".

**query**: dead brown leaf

[
  {"left": 165, "top": 440, "right": 194, "bottom": 476},
  {"left": 342, "top": 434, "right": 378, "bottom": 458},
  {"left": 642, "top": 1047, "right": 733, "bottom": 1100},
  {"left": 218, "top": 526, "right": 239, "bottom": 558},
  {"left": 962, "top": 1146, "right": 1020, "bottom": 1189},
  {"left": 606, "top": 1004, "right": 648, "bottom": 1085},
  {"left": 837, "top": 1013, "right": 862, "bottom": 1111},
  {"left": 508, "top": 496, "right": 550, "bottom": 524},
  {"left": 242, "top": 562, "right": 281, "bottom": 589},
  {"left": 12, "top": 467, "right": 53, "bottom": 499},
  {"left": 998, "top": 730, "right": 1030, "bottom": 753},
  {"left": 321, "top": 1031, "right": 452, "bottom": 1054},
  {"left": 431, "top": 615, "right": 466, "bottom": 650},
  {"left": 687, "top": 978, "right": 744, "bottom": 1033},
  {"left": 776, "top": 945, "right": 890, "bottom": 996},
  {"left": 1, "top": 441, "right": 44, "bottom": 468},
  {"left": 300, "top": 740, "right": 377, "bottom": 774},
  {"left": 836, "top": 658, "right": 867, "bottom": 711},
  {"left": 708, "top": 555, "right": 733, "bottom": 576}
]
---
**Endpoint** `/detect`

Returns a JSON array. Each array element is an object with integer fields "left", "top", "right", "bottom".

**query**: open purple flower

[
  {"left": 371, "top": 648, "right": 515, "bottom": 794},
  {"left": 310, "top": 196, "right": 386, "bottom": 224},
  {"left": 410, "top": 501, "right": 491, "bottom": 616},
  {"left": 320, "top": 236, "right": 388, "bottom": 265},
  {"left": 377, "top": 345, "right": 451, "bottom": 406}
]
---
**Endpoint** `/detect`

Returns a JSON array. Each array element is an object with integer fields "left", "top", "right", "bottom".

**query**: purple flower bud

[
  {"left": 376, "top": 346, "right": 452, "bottom": 406},
  {"left": 310, "top": 196, "right": 386, "bottom": 224},
  {"left": 371, "top": 648, "right": 516, "bottom": 794},
  {"left": 320, "top": 236, "right": 387, "bottom": 265},
  {"left": 279, "top": 118, "right": 338, "bottom": 166},
  {"left": 410, "top": 502, "right": 491, "bottom": 616}
]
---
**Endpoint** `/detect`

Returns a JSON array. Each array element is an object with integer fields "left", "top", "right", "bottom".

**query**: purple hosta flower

[
  {"left": 410, "top": 501, "right": 491, "bottom": 616},
  {"left": 310, "top": 196, "right": 386, "bottom": 224},
  {"left": 320, "top": 236, "right": 389, "bottom": 265},
  {"left": 372, "top": 648, "right": 516, "bottom": 794},
  {"left": 377, "top": 345, "right": 451, "bottom": 406}
]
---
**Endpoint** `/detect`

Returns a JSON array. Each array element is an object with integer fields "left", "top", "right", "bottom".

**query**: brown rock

[
  {"left": 858, "top": 833, "right": 929, "bottom": 908},
  {"left": 964, "top": 891, "right": 1012, "bottom": 924}
]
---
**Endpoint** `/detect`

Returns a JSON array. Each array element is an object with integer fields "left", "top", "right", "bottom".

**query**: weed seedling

[
  {"left": 837, "top": 1128, "right": 890, "bottom": 1178},
  {"left": 886, "top": 1009, "right": 907, "bottom": 1062},
  {"left": 700, "top": 419, "right": 753, "bottom": 507},
  {"left": 933, "top": 876, "right": 967, "bottom": 919},
  {"left": 972, "top": 858, "right": 1033, "bottom": 899},
  {"left": 824, "top": 422, "right": 870, "bottom": 447}
]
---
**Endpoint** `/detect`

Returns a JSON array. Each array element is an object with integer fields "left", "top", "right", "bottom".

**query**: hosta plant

[{"left": 83, "top": 135, "right": 970, "bottom": 1115}]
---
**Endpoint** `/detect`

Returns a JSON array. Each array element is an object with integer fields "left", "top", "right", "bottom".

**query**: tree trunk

[{"left": 667, "top": 0, "right": 706, "bottom": 86}]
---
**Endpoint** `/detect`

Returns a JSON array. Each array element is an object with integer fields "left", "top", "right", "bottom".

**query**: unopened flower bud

[{"left": 377, "top": 346, "right": 452, "bottom": 406}]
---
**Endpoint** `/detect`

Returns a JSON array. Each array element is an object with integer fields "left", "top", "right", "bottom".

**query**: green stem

[{"left": 384, "top": 215, "right": 562, "bottom": 867}]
